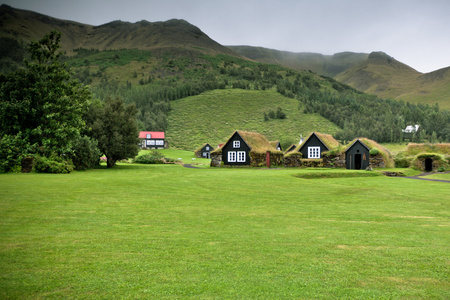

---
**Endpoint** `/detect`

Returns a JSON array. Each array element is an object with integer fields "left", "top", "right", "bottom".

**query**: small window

[
  {"left": 156, "top": 140, "right": 164, "bottom": 145},
  {"left": 148, "top": 140, "right": 156, "bottom": 145},
  {"left": 206, "top": 146, "right": 209, "bottom": 151},
  {"left": 237, "top": 151, "right": 246, "bottom": 162},
  {"left": 146, "top": 134, "right": 151, "bottom": 139},
  {"left": 228, "top": 151, "right": 236, "bottom": 162},
  {"left": 308, "top": 146, "right": 320, "bottom": 159},
  {"left": 233, "top": 141, "right": 240, "bottom": 148}
]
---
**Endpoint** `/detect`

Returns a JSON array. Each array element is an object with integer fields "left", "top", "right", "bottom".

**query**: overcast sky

[{"left": 2, "top": 0, "right": 449, "bottom": 73}]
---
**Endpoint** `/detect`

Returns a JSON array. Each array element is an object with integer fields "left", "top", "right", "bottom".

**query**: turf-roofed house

[
  {"left": 344, "top": 138, "right": 394, "bottom": 170},
  {"left": 139, "top": 131, "right": 165, "bottom": 149},
  {"left": 194, "top": 143, "right": 213, "bottom": 159},
  {"left": 284, "top": 132, "right": 339, "bottom": 167},
  {"left": 210, "top": 131, "right": 283, "bottom": 167}
]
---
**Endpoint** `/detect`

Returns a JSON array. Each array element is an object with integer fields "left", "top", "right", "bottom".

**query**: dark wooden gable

[
  {"left": 221, "top": 131, "right": 251, "bottom": 165},
  {"left": 298, "top": 132, "right": 329, "bottom": 159},
  {"left": 200, "top": 143, "right": 213, "bottom": 158},
  {"left": 345, "top": 139, "right": 370, "bottom": 170},
  {"left": 285, "top": 144, "right": 297, "bottom": 153},
  {"left": 275, "top": 142, "right": 282, "bottom": 151}
]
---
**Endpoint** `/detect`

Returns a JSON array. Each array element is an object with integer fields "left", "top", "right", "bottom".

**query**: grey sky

[{"left": 2, "top": 0, "right": 449, "bottom": 73}]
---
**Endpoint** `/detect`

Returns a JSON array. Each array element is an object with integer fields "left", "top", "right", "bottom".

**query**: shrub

[
  {"left": 33, "top": 155, "right": 74, "bottom": 174},
  {"left": 70, "top": 135, "right": 101, "bottom": 170},
  {"left": 0, "top": 133, "right": 29, "bottom": 173},
  {"left": 394, "top": 157, "right": 411, "bottom": 168},
  {"left": 133, "top": 150, "right": 166, "bottom": 164},
  {"left": 369, "top": 148, "right": 380, "bottom": 155}
]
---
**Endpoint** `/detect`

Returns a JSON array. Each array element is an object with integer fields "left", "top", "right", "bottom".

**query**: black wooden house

[
  {"left": 195, "top": 143, "right": 213, "bottom": 159},
  {"left": 220, "top": 131, "right": 252, "bottom": 166},
  {"left": 297, "top": 132, "right": 339, "bottom": 159},
  {"left": 345, "top": 139, "right": 370, "bottom": 170},
  {"left": 210, "top": 131, "right": 283, "bottom": 167}
]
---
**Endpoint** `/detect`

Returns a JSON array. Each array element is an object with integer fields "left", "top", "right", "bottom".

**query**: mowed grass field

[{"left": 0, "top": 161, "right": 449, "bottom": 298}]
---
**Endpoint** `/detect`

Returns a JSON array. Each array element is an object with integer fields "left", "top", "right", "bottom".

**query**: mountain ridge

[
  {"left": 0, "top": 4, "right": 237, "bottom": 57},
  {"left": 1, "top": 4, "right": 449, "bottom": 109}
]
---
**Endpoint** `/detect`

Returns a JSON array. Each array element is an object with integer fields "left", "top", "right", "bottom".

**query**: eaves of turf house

[{"left": 210, "top": 131, "right": 283, "bottom": 167}]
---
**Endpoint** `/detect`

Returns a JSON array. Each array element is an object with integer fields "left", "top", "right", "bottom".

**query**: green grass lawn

[
  {"left": 137, "top": 148, "right": 211, "bottom": 167},
  {"left": 1, "top": 165, "right": 449, "bottom": 299}
]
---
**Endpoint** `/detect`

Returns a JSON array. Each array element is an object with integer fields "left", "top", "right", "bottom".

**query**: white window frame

[
  {"left": 228, "top": 151, "right": 236, "bottom": 162},
  {"left": 237, "top": 151, "right": 246, "bottom": 162},
  {"left": 233, "top": 141, "right": 240, "bottom": 148},
  {"left": 148, "top": 140, "right": 156, "bottom": 145},
  {"left": 308, "top": 146, "right": 320, "bottom": 159},
  {"left": 146, "top": 134, "right": 151, "bottom": 139},
  {"left": 205, "top": 146, "right": 210, "bottom": 151},
  {"left": 155, "top": 140, "right": 164, "bottom": 146}
]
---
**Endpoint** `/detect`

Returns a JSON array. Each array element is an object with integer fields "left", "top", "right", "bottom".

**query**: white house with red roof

[{"left": 139, "top": 131, "right": 165, "bottom": 149}]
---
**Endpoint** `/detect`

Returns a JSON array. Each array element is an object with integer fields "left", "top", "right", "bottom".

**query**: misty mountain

[{"left": 1, "top": 4, "right": 449, "bottom": 109}]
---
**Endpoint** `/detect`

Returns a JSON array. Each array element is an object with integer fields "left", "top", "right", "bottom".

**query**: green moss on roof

[
  {"left": 212, "top": 131, "right": 282, "bottom": 155},
  {"left": 404, "top": 143, "right": 450, "bottom": 156},
  {"left": 194, "top": 143, "right": 210, "bottom": 152},
  {"left": 296, "top": 132, "right": 340, "bottom": 152}
]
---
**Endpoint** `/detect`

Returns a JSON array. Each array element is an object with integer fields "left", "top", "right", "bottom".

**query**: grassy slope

[
  {"left": 335, "top": 56, "right": 450, "bottom": 110},
  {"left": 0, "top": 165, "right": 448, "bottom": 299},
  {"left": 166, "top": 89, "right": 340, "bottom": 150}
]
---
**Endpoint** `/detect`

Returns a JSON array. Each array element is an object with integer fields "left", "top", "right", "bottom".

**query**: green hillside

[
  {"left": 231, "top": 46, "right": 450, "bottom": 110},
  {"left": 166, "top": 89, "right": 340, "bottom": 150},
  {"left": 1, "top": 5, "right": 449, "bottom": 144}
]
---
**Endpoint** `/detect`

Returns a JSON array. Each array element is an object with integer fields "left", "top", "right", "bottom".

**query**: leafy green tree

[
  {"left": 89, "top": 96, "right": 140, "bottom": 168},
  {"left": 0, "top": 30, "right": 91, "bottom": 156}
]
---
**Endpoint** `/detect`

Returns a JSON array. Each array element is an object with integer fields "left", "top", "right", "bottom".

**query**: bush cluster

[
  {"left": 33, "top": 155, "right": 74, "bottom": 174},
  {"left": 134, "top": 151, "right": 166, "bottom": 164},
  {"left": 70, "top": 135, "right": 101, "bottom": 170},
  {"left": 394, "top": 157, "right": 411, "bottom": 168},
  {"left": 0, "top": 133, "right": 29, "bottom": 173},
  {"left": 369, "top": 148, "right": 380, "bottom": 155}
]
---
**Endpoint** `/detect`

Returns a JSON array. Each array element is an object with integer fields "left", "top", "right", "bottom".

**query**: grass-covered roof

[
  {"left": 403, "top": 143, "right": 450, "bottom": 156},
  {"left": 296, "top": 132, "right": 340, "bottom": 152},
  {"left": 212, "top": 131, "right": 282, "bottom": 155},
  {"left": 194, "top": 143, "right": 211, "bottom": 152}
]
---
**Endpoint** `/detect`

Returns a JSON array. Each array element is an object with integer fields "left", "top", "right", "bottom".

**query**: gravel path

[{"left": 403, "top": 172, "right": 450, "bottom": 183}]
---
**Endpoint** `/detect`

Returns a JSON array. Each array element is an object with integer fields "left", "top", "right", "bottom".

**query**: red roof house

[{"left": 139, "top": 131, "right": 165, "bottom": 149}]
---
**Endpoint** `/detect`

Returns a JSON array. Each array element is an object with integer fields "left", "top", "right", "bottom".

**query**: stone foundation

[
  {"left": 369, "top": 154, "right": 386, "bottom": 168},
  {"left": 322, "top": 153, "right": 346, "bottom": 168}
]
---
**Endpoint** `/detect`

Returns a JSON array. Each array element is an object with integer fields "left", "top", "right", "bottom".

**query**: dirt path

[
  {"left": 404, "top": 171, "right": 450, "bottom": 183},
  {"left": 183, "top": 164, "right": 200, "bottom": 169}
]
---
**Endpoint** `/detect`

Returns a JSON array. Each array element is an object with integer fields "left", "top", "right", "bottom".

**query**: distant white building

[{"left": 402, "top": 125, "right": 420, "bottom": 133}]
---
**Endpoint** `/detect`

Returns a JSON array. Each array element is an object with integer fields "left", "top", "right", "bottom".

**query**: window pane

[
  {"left": 308, "top": 147, "right": 320, "bottom": 158},
  {"left": 237, "top": 151, "right": 246, "bottom": 162},
  {"left": 228, "top": 151, "right": 236, "bottom": 162},
  {"left": 233, "top": 141, "right": 240, "bottom": 148}
]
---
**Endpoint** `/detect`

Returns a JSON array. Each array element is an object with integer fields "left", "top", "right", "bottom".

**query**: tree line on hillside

[{"left": 90, "top": 51, "right": 449, "bottom": 143}]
